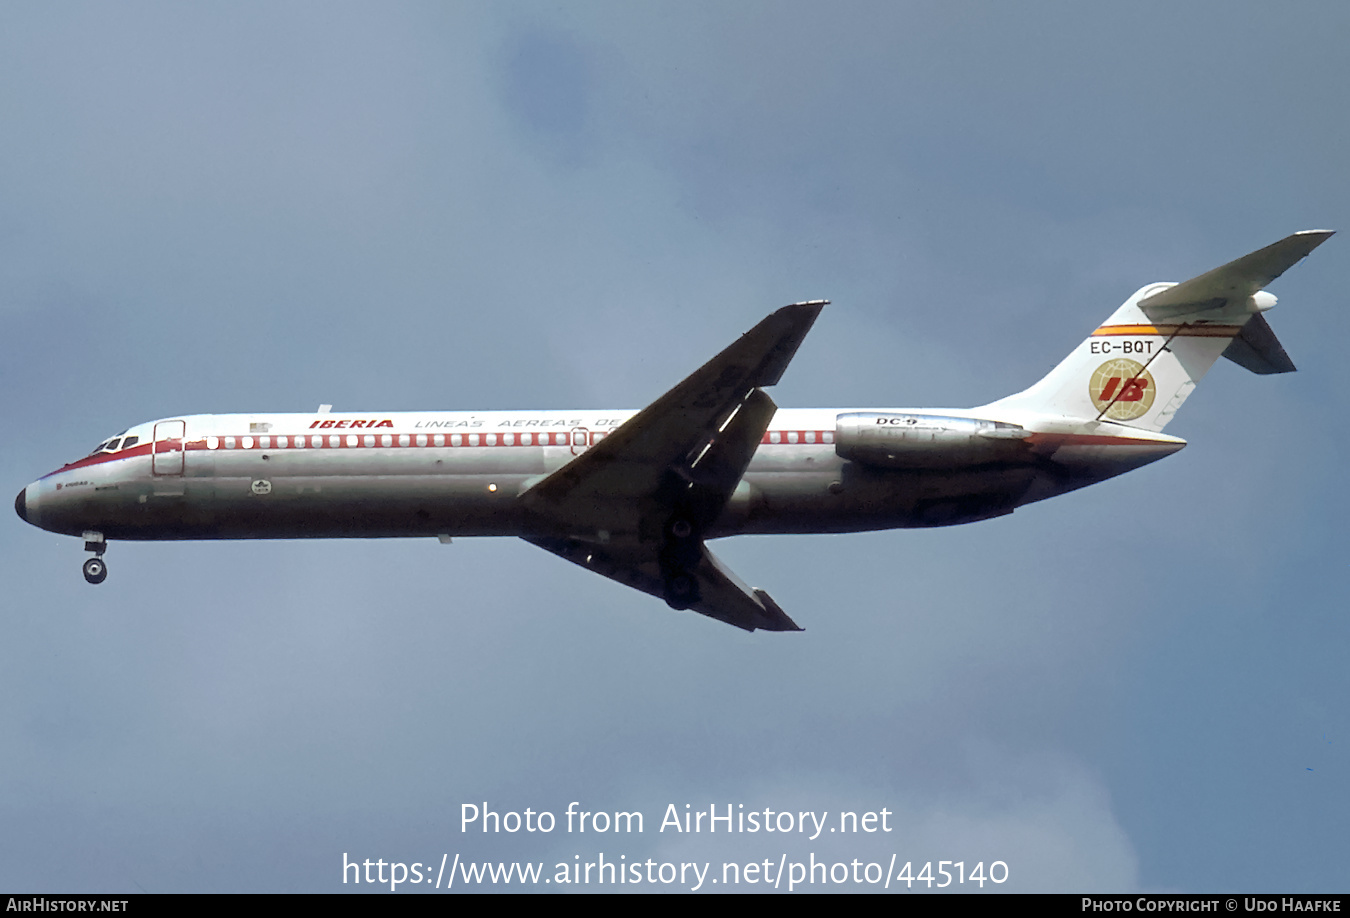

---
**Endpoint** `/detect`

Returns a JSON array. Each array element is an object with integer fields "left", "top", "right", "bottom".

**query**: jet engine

[{"left": 834, "top": 412, "right": 1031, "bottom": 469}]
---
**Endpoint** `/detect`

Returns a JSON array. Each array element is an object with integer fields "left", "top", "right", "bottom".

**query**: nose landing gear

[{"left": 81, "top": 531, "right": 107, "bottom": 584}]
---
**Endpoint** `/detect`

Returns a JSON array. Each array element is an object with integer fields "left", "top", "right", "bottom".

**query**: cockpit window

[
  {"left": 87, "top": 433, "right": 131, "bottom": 456},
  {"left": 121, "top": 436, "right": 138, "bottom": 449}
]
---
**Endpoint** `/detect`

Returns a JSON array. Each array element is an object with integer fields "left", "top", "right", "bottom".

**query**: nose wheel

[
  {"left": 81, "top": 531, "right": 107, "bottom": 585},
  {"left": 82, "top": 557, "right": 108, "bottom": 584}
]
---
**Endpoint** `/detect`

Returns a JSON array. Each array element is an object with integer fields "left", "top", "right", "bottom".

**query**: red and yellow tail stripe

[{"left": 1092, "top": 324, "right": 1244, "bottom": 338}]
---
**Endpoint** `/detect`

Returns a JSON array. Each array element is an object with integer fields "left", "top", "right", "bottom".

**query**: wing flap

[{"left": 673, "top": 387, "right": 777, "bottom": 510}]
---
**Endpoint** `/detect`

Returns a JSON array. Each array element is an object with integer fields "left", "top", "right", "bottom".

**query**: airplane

[{"left": 15, "top": 230, "right": 1332, "bottom": 632}]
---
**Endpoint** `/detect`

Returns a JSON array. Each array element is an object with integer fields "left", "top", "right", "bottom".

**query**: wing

[
  {"left": 527, "top": 536, "right": 803, "bottom": 632},
  {"left": 521, "top": 301, "right": 826, "bottom": 632}
]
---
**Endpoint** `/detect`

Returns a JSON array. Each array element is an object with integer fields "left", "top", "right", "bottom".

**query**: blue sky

[{"left": 2, "top": 1, "right": 1347, "bottom": 893}]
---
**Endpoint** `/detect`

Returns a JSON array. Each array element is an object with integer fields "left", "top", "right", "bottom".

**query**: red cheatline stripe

[
  {"left": 48, "top": 428, "right": 841, "bottom": 474},
  {"left": 177, "top": 430, "right": 848, "bottom": 449},
  {"left": 1025, "top": 432, "right": 1181, "bottom": 447},
  {"left": 43, "top": 427, "right": 1176, "bottom": 477},
  {"left": 197, "top": 429, "right": 839, "bottom": 448}
]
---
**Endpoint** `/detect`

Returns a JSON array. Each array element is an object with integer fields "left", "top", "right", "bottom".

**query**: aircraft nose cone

[{"left": 15, "top": 487, "right": 27, "bottom": 523}]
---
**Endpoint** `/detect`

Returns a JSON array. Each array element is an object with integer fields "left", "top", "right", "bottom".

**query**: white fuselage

[{"left": 17, "top": 406, "right": 1183, "bottom": 543}]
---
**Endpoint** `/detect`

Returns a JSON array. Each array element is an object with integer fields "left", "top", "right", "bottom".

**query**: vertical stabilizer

[{"left": 985, "top": 231, "right": 1331, "bottom": 431}]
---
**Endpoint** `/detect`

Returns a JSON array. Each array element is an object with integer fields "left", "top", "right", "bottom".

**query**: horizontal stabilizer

[
  {"left": 1140, "top": 230, "right": 1333, "bottom": 317},
  {"left": 1221, "top": 312, "right": 1296, "bottom": 374}
]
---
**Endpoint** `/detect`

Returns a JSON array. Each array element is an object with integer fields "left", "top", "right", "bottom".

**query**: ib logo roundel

[{"left": 1089, "top": 359, "right": 1156, "bottom": 421}]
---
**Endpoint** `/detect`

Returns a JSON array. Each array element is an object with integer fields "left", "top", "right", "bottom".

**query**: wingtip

[
  {"left": 1292, "top": 229, "right": 1335, "bottom": 249},
  {"left": 753, "top": 301, "right": 828, "bottom": 388},
  {"left": 752, "top": 588, "right": 804, "bottom": 632},
  {"left": 776, "top": 299, "right": 828, "bottom": 322}
]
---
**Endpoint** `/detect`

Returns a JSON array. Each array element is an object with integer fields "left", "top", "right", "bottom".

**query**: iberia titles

[{"left": 308, "top": 419, "right": 395, "bottom": 429}]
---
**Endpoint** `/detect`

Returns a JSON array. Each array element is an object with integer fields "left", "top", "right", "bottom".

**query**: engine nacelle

[{"left": 834, "top": 412, "right": 1031, "bottom": 469}]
